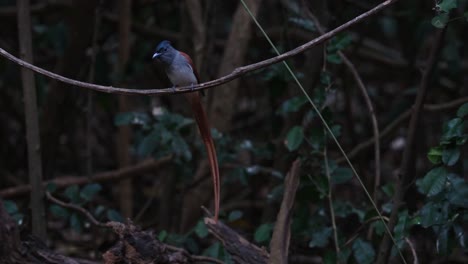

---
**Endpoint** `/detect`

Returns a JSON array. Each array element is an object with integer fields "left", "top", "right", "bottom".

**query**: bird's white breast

[{"left": 166, "top": 53, "right": 198, "bottom": 86}]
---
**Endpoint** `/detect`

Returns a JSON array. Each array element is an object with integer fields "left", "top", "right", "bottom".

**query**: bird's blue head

[{"left": 152, "top": 40, "right": 176, "bottom": 66}]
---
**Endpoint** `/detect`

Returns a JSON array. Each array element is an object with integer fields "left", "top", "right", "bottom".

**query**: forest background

[{"left": 0, "top": 0, "right": 467, "bottom": 263}]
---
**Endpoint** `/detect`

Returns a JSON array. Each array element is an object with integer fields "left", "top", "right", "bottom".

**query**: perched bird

[{"left": 152, "top": 40, "right": 220, "bottom": 221}]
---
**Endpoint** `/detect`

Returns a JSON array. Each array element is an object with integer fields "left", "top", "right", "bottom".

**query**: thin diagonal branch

[
  {"left": 376, "top": 27, "right": 447, "bottom": 264},
  {"left": 0, "top": 0, "right": 398, "bottom": 96},
  {"left": 0, "top": 156, "right": 172, "bottom": 198},
  {"left": 46, "top": 192, "right": 109, "bottom": 228},
  {"left": 269, "top": 159, "right": 301, "bottom": 264},
  {"left": 324, "top": 145, "right": 340, "bottom": 258}
]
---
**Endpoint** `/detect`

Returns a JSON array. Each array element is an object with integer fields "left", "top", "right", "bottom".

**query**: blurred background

[{"left": 0, "top": 0, "right": 467, "bottom": 263}]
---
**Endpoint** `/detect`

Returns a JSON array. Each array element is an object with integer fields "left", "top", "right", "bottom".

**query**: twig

[
  {"left": 269, "top": 159, "right": 301, "bottom": 264},
  {"left": 341, "top": 53, "right": 381, "bottom": 199},
  {"left": 47, "top": 193, "right": 224, "bottom": 263},
  {"left": 324, "top": 145, "right": 340, "bottom": 257},
  {"left": 0, "top": 0, "right": 398, "bottom": 95},
  {"left": 405, "top": 237, "right": 419, "bottom": 264},
  {"left": 304, "top": 8, "right": 381, "bottom": 205},
  {"left": 0, "top": 156, "right": 172, "bottom": 198},
  {"left": 46, "top": 192, "right": 109, "bottom": 228},
  {"left": 336, "top": 96, "right": 468, "bottom": 164},
  {"left": 343, "top": 215, "right": 390, "bottom": 247},
  {"left": 164, "top": 244, "right": 225, "bottom": 264},
  {"left": 376, "top": 27, "right": 447, "bottom": 264}
]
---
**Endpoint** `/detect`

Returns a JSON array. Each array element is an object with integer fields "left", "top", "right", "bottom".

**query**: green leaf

[
  {"left": 419, "top": 202, "right": 445, "bottom": 228},
  {"left": 254, "top": 223, "right": 273, "bottom": 243},
  {"left": 285, "top": 126, "right": 304, "bottom": 151},
  {"left": 203, "top": 242, "right": 222, "bottom": 258},
  {"left": 49, "top": 204, "right": 70, "bottom": 218},
  {"left": 427, "top": 146, "right": 443, "bottom": 164},
  {"left": 442, "top": 118, "right": 464, "bottom": 141},
  {"left": 326, "top": 53, "right": 342, "bottom": 64},
  {"left": 394, "top": 211, "right": 410, "bottom": 240},
  {"left": 308, "top": 227, "right": 332, "bottom": 248},
  {"left": 137, "top": 129, "right": 162, "bottom": 157},
  {"left": 416, "top": 167, "right": 448, "bottom": 196},
  {"left": 352, "top": 238, "right": 375, "bottom": 264},
  {"left": 436, "top": 227, "right": 450, "bottom": 255},
  {"left": 70, "top": 213, "right": 83, "bottom": 233},
  {"left": 158, "top": 230, "right": 168, "bottom": 241},
  {"left": 194, "top": 220, "right": 208, "bottom": 238},
  {"left": 323, "top": 250, "right": 337, "bottom": 264},
  {"left": 46, "top": 183, "right": 57, "bottom": 193},
  {"left": 277, "top": 96, "right": 308, "bottom": 115},
  {"left": 431, "top": 13, "right": 449, "bottom": 28},
  {"left": 80, "top": 183, "right": 102, "bottom": 202},
  {"left": 338, "top": 247, "right": 352, "bottom": 263},
  {"left": 381, "top": 183, "right": 395, "bottom": 198},
  {"left": 64, "top": 185, "right": 80, "bottom": 204},
  {"left": 330, "top": 124, "right": 342, "bottom": 138},
  {"left": 94, "top": 205, "right": 106, "bottom": 217},
  {"left": 107, "top": 209, "right": 124, "bottom": 223},
  {"left": 171, "top": 134, "right": 192, "bottom": 160},
  {"left": 3, "top": 200, "right": 18, "bottom": 215},
  {"left": 114, "top": 112, "right": 150, "bottom": 126},
  {"left": 327, "top": 33, "right": 353, "bottom": 52},
  {"left": 456, "top": 102, "right": 468, "bottom": 117},
  {"left": 331, "top": 167, "right": 353, "bottom": 184},
  {"left": 288, "top": 17, "right": 316, "bottom": 32},
  {"left": 442, "top": 147, "right": 460, "bottom": 166},
  {"left": 228, "top": 210, "right": 243, "bottom": 222},
  {"left": 175, "top": 117, "right": 194, "bottom": 130},
  {"left": 453, "top": 225, "right": 467, "bottom": 248},
  {"left": 464, "top": 11, "right": 468, "bottom": 21},
  {"left": 437, "top": 0, "right": 458, "bottom": 12},
  {"left": 320, "top": 71, "right": 332, "bottom": 86},
  {"left": 447, "top": 179, "right": 468, "bottom": 208}
]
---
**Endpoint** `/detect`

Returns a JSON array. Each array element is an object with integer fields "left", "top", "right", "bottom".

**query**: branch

[
  {"left": 0, "top": 156, "right": 172, "bottom": 198},
  {"left": 304, "top": 3, "right": 381, "bottom": 210},
  {"left": 376, "top": 27, "right": 447, "bottom": 264},
  {"left": 46, "top": 193, "right": 223, "bottom": 264},
  {"left": 0, "top": 0, "right": 398, "bottom": 95},
  {"left": 204, "top": 208, "right": 269, "bottom": 264},
  {"left": 336, "top": 96, "right": 468, "bottom": 164},
  {"left": 46, "top": 192, "right": 109, "bottom": 228},
  {"left": 18, "top": 0, "right": 47, "bottom": 240},
  {"left": 269, "top": 159, "right": 301, "bottom": 264}
]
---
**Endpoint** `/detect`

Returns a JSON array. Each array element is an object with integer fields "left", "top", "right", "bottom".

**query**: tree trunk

[{"left": 17, "top": 0, "right": 46, "bottom": 240}]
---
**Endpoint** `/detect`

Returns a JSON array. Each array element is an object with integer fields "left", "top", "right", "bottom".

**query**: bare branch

[
  {"left": 0, "top": 0, "right": 399, "bottom": 95},
  {"left": 376, "top": 27, "right": 447, "bottom": 264},
  {"left": 0, "top": 156, "right": 172, "bottom": 198},
  {"left": 336, "top": 96, "right": 468, "bottom": 164},
  {"left": 46, "top": 192, "right": 109, "bottom": 228},
  {"left": 269, "top": 159, "right": 301, "bottom": 264}
]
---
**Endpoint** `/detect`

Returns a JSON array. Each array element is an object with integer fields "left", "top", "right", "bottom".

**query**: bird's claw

[
  {"left": 190, "top": 83, "right": 195, "bottom": 92},
  {"left": 171, "top": 86, "right": 177, "bottom": 93}
]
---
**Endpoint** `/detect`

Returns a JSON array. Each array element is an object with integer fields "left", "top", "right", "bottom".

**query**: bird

[{"left": 152, "top": 40, "right": 220, "bottom": 221}]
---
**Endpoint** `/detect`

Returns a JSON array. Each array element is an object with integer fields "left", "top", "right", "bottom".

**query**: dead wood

[{"left": 205, "top": 217, "right": 269, "bottom": 264}]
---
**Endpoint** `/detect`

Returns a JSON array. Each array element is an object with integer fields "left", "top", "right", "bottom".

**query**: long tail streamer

[{"left": 185, "top": 92, "right": 220, "bottom": 221}]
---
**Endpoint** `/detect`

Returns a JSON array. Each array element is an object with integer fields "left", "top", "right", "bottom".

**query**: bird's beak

[{"left": 152, "top": 53, "right": 161, "bottom": 60}]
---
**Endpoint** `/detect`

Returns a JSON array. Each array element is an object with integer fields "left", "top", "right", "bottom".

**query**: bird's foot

[
  {"left": 171, "top": 85, "right": 177, "bottom": 93},
  {"left": 190, "top": 83, "right": 195, "bottom": 92}
]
